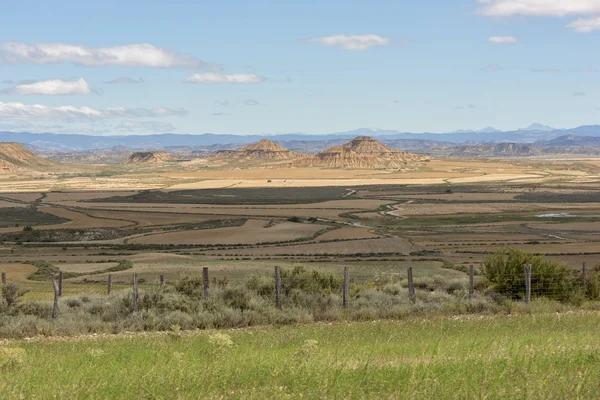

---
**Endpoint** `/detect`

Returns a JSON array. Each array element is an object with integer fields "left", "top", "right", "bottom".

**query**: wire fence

[{"left": 1, "top": 262, "right": 597, "bottom": 320}]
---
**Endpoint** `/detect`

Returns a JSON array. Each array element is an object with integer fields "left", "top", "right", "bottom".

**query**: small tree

[{"left": 483, "top": 248, "right": 576, "bottom": 301}]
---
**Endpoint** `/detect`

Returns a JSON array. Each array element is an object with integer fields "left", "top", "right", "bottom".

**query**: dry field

[
  {"left": 129, "top": 219, "right": 324, "bottom": 245},
  {"left": 1, "top": 157, "right": 600, "bottom": 288},
  {"left": 317, "top": 226, "right": 380, "bottom": 240}
]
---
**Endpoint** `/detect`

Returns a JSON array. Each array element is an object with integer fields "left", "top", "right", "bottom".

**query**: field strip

[{"left": 2, "top": 310, "right": 598, "bottom": 344}]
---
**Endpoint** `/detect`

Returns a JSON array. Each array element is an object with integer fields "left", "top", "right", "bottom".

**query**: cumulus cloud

[
  {"left": 213, "top": 100, "right": 230, "bottom": 106},
  {"left": 478, "top": 1, "right": 600, "bottom": 32},
  {"left": 0, "top": 42, "right": 212, "bottom": 69},
  {"left": 103, "top": 77, "right": 142, "bottom": 84},
  {"left": 212, "top": 112, "right": 230, "bottom": 117},
  {"left": 304, "top": 34, "right": 392, "bottom": 50},
  {"left": 573, "top": 91, "right": 587, "bottom": 96},
  {"left": 488, "top": 36, "right": 518, "bottom": 43},
  {"left": 477, "top": 0, "right": 600, "bottom": 17},
  {"left": 567, "top": 16, "right": 600, "bottom": 31},
  {"left": 244, "top": 99, "right": 260, "bottom": 106},
  {"left": 185, "top": 72, "right": 264, "bottom": 84},
  {"left": 0, "top": 102, "right": 188, "bottom": 121},
  {"left": 1, "top": 78, "right": 92, "bottom": 95},
  {"left": 117, "top": 121, "right": 176, "bottom": 133}
]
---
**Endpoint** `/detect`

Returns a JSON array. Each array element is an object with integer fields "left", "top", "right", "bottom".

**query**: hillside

[
  {"left": 449, "top": 143, "right": 540, "bottom": 158},
  {"left": 0, "top": 142, "right": 58, "bottom": 172},
  {"left": 126, "top": 151, "right": 175, "bottom": 164},
  {"left": 293, "top": 136, "right": 426, "bottom": 169},
  {"left": 541, "top": 135, "right": 600, "bottom": 147},
  {"left": 210, "top": 139, "right": 300, "bottom": 161}
]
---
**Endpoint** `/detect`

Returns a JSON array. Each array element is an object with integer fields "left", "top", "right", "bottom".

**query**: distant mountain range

[{"left": 1, "top": 124, "right": 600, "bottom": 152}]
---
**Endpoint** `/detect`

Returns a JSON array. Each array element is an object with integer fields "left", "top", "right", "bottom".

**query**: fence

[{"left": 0, "top": 262, "right": 596, "bottom": 319}]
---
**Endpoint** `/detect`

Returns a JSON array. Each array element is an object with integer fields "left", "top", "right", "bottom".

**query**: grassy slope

[{"left": 1, "top": 312, "right": 599, "bottom": 399}]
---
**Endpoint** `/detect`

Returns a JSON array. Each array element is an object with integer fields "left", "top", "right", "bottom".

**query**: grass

[{"left": 0, "top": 312, "right": 599, "bottom": 399}]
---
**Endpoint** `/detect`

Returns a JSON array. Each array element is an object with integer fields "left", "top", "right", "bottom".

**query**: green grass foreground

[{"left": 1, "top": 312, "right": 599, "bottom": 399}]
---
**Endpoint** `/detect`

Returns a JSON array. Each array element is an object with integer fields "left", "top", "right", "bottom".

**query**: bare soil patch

[{"left": 129, "top": 219, "right": 325, "bottom": 245}]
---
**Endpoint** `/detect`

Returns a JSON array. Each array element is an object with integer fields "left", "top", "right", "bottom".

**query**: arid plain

[{"left": 2, "top": 139, "right": 600, "bottom": 299}]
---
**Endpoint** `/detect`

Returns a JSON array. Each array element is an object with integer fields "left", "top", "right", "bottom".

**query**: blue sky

[{"left": 0, "top": 0, "right": 599, "bottom": 135}]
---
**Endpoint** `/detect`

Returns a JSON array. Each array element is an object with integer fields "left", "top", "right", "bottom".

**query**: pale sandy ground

[
  {"left": 129, "top": 219, "right": 324, "bottom": 245},
  {"left": 387, "top": 202, "right": 600, "bottom": 217},
  {"left": 317, "top": 226, "right": 380, "bottom": 241}
]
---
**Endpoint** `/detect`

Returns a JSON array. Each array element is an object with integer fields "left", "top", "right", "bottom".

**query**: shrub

[
  {"left": 482, "top": 248, "right": 576, "bottom": 301},
  {"left": 1, "top": 284, "right": 27, "bottom": 307}
]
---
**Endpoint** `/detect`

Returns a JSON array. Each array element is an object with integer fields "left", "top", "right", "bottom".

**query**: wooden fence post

[
  {"left": 469, "top": 265, "right": 475, "bottom": 299},
  {"left": 160, "top": 275, "right": 165, "bottom": 286},
  {"left": 107, "top": 273, "right": 112, "bottom": 295},
  {"left": 408, "top": 267, "right": 416, "bottom": 304},
  {"left": 58, "top": 271, "right": 63, "bottom": 297},
  {"left": 524, "top": 264, "right": 532, "bottom": 304},
  {"left": 52, "top": 277, "right": 59, "bottom": 319},
  {"left": 274, "top": 266, "right": 281, "bottom": 309},
  {"left": 1, "top": 272, "right": 6, "bottom": 286},
  {"left": 202, "top": 267, "right": 210, "bottom": 300},
  {"left": 132, "top": 273, "right": 139, "bottom": 313},
  {"left": 343, "top": 267, "right": 349, "bottom": 308},
  {"left": 582, "top": 262, "right": 587, "bottom": 292}
]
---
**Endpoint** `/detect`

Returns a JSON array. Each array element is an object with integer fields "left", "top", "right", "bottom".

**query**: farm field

[
  {"left": 1, "top": 313, "right": 599, "bottom": 399},
  {"left": 1, "top": 160, "right": 600, "bottom": 298}
]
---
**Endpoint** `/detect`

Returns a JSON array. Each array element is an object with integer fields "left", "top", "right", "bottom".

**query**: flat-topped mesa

[
  {"left": 342, "top": 136, "right": 396, "bottom": 155},
  {"left": 293, "top": 136, "right": 426, "bottom": 169},
  {"left": 0, "top": 142, "right": 56, "bottom": 172},
  {"left": 126, "top": 151, "right": 175, "bottom": 164},
  {"left": 211, "top": 139, "right": 301, "bottom": 160}
]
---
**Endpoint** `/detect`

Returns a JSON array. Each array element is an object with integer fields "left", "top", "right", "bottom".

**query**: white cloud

[
  {"left": 104, "top": 77, "right": 142, "bottom": 84},
  {"left": 244, "top": 99, "right": 260, "bottom": 106},
  {"left": 0, "top": 42, "right": 212, "bottom": 69},
  {"left": 488, "top": 36, "right": 518, "bottom": 43},
  {"left": 573, "top": 91, "right": 587, "bottom": 96},
  {"left": 567, "top": 16, "right": 600, "bottom": 31},
  {"left": 304, "top": 34, "right": 392, "bottom": 50},
  {"left": 185, "top": 73, "right": 264, "bottom": 84},
  {"left": 0, "top": 102, "right": 188, "bottom": 121},
  {"left": 213, "top": 100, "right": 230, "bottom": 107},
  {"left": 1, "top": 78, "right": 92, "bottom": 95},
  {"left": 117, "top": 121, "right": 176, "bottom": 133},
  {"left": 477, "top": 0, "right": 600, "bottom": 17}
]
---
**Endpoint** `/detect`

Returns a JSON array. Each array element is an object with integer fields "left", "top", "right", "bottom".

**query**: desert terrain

[{"left": 1, "top": 137, "right": 599, "bottom": 298}]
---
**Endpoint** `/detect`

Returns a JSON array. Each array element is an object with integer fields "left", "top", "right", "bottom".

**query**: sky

[{"left": 0, "top": 0, "right": 599, "bottom": 136}]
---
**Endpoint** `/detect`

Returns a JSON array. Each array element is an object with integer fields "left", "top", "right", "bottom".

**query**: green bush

[{"left": 483, "top": 248, "right": 576, "bottom": 301}]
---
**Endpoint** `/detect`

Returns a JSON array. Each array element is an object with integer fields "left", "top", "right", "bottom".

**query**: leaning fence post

[
  {"left": 343, "top": 267, "right": 349, "bottom": 308},
  {"left": 469, "top": 265, "right": 475, "bottom": 299},
  {"left": 1, "top": 272, "right": 6, "bottom": 286},
  {"left": 582, "top": 262, "right": 587, "bottom": 292},
  {"left": 524, "top": 264, "right": 532, "bottom": 304},
  {"left": 52, "top": 277, "right": 59, "bottom": 319},
  {"left": 202, "top": 267, "right": 210, "bottom": 300},
  {"left": 58, "top": 271, "right": 63, "bottom": 297},
  {"left": 132, "top": 273, "right": 139, "bottom": 313},
  {"left": 408, "top": 267, "right": 416, "bottom": 304},
  {"left": 274, "top": 266, "right": 281, "bottom": 309}
]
